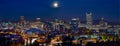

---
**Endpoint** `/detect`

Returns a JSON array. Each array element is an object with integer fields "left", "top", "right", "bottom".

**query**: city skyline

[
  {"left": 0, "top": 0, "right": 119, "bottom": 23},
  {"left": 0, "top": 0, "right": 120, "bottom": 46}
]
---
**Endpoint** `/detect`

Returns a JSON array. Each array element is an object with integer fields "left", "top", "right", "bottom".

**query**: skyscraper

[
  {"left": 70, "top": 18, "right": 80, "bottom": 31},
  {"left": 20, "top": 16, "right": 25, "bottom": 23},
  {"left": 99, "top": 17, "right": 105, "bottom": 25},
  {"left": 70, "top": 18, "right": 80, "bottom": 26},
  {"left": 20, "top": 16, "right": 24, "bottom": 21},
  {"left": 86, "top": 12, "right": 92, "bottom": 29},
  {"left": 99, "top": 17, "right": 108, "bottom": 29}
]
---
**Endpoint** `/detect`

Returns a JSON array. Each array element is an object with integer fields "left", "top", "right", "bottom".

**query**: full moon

[{"left": 53, "top": 2, "right": 59, "bottom": 8}]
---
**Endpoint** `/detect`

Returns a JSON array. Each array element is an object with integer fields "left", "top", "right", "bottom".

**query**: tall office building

[
  {"left": 70, "top": 18, "right": 80, "bottom": 31},
  {"left": 99, "top": 17, "right": 108, "bottom": 29},
  {"left": 20, "top": 16, "right": 26, "bottom": 24},
  {"left": 20, "top": 16, "right": 25, "bottom": 23},
  {"left": 99, "top": 17, "right": 105, "bottom": 25},
  {"left": 86, "top": 12, "right": 93, "bottom": 29},
  {"left": 70, "top": 18, "right": 80, "bottom": 26}
]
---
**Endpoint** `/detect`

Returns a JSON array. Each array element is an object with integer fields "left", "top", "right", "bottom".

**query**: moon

[{"left": 53, "top": 2, "right": 59, "bottom": 8}]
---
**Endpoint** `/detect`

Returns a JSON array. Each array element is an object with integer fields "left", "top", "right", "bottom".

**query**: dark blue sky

[{"left": 0, "top": 0, "right": 119, "bottom": 22}]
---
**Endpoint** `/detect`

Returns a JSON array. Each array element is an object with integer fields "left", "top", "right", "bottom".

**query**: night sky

[{"left": 0, "top": 0, "right": 119, "bottom": 22}]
